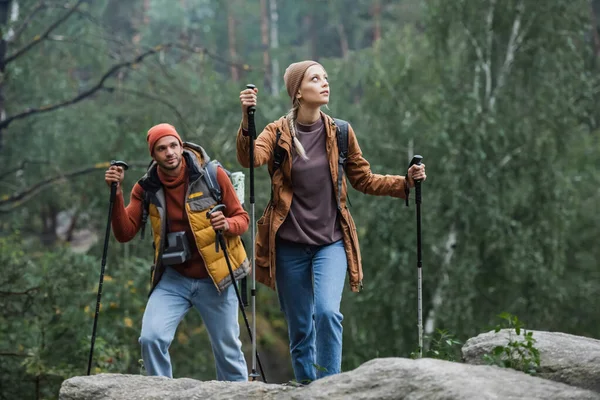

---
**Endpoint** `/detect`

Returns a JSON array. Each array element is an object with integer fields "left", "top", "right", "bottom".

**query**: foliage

[
  {"left": 0, "top": 0, "right": 598, "bottom": 398},
  {"left": 410, "top": 329, "right": 463, "bottom": 362},
  {"left": 482, "top": 313, "right": 541, "bottom": 375}
]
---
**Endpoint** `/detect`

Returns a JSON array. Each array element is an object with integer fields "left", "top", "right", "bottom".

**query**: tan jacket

[{"left": 236, "top": 112, "right": 408, "bottom": 292}]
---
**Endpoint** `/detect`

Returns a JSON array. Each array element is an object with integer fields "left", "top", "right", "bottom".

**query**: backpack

[{"left": 272, "top": 118, "right": 351, "bottom": 208}]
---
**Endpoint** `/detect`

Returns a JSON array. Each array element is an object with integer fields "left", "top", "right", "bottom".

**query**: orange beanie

[{"left": 146, "top": 123, "right": 182, "bottom": 156}]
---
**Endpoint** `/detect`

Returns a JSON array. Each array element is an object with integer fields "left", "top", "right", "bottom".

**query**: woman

[{"left": 236, "top": 60, "right": 426, "bottom": 383}]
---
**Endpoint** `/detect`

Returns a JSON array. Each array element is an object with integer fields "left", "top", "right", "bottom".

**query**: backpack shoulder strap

[
  {"left": 272, "top": 129, "right": 285, "bottom": 176},
  {"left": 333, "top": 118, "right": 350, "bottom": 209},
  {"left": 269, "top": 129, "right": 285, "bottom": 203},
  {"left": 204, "top": 159, "right": 223, "bottom": 203},
  {"left": 334, "top": 118, "right": 349, "bottom": 165}
]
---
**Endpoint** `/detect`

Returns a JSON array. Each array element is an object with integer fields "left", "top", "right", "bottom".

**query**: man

[{"left": 104, "top": 123, "right": 249, "bottom": 380}]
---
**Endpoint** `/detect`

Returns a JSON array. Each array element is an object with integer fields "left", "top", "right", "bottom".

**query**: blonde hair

[{"left": 285, "top": 99, "right": 309, "bottom": 160}]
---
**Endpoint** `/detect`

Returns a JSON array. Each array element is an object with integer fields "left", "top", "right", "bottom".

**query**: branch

[
  {"left": 174, "top": 43, "right": 256, "bottom": 73},
  {"left": 4, "top": 0, "right": 86, "bottom": 66},
  {"left": 0, "top": 43, "right": 256, "bottom": 130},
  {"left": 0, "top": 352, "right": 32, "bottom": 357},
  {"left": 46, "top": 34, "right": 115, "bottom": 54},
  {"left": 0, "top": 161, "right": 149, "bottom": 213},
  {"left": 0, "top": 159, "right": 50, "bottom": 179},
  {"left": 102, "top": 86, "right": 191, "bottom": 132},
  {"left": 0, "top": 287, "right": 39, "bottom": 296}
]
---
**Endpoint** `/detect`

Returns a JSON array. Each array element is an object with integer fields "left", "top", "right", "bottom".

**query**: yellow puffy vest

[{"left": 141, "top": 143, "right": 249, "bottom": 293}]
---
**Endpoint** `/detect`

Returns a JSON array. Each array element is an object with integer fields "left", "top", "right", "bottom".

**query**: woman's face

[{"left": 297, "top": 65, "right": 329, "bottom": 107}]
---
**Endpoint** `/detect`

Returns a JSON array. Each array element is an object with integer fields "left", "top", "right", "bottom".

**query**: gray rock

[
  {"left": 285, "top": 358, "right": 600, "bottom": 400},
  {"left": 462, "top": 329, "right": 600, "bottom": 393},
  {"left": 60, "top": 357, "right": 600, "bottom": 400},
  {"left": 59, "top": 373, "right": 293, "bottom": 400}
]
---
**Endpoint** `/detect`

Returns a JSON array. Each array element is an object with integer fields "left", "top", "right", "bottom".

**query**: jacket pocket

[{"left": 255, "top": 207, "right": 272, "bottom": 268}]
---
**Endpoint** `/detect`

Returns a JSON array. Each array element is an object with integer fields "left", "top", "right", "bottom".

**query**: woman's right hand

[
  {"left": 239, "top": 87, "right": 258, "bottom": 129},
  {"left": 105, "top": 165, "right": 125, "bottom": 194}
]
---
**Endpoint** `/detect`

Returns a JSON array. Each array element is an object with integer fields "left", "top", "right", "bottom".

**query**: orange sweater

[{"left": 111, "top": 158, "right": 249, "bottom": 279}]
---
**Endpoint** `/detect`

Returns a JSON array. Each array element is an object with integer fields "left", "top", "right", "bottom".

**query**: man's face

[{"left": 153, "top": 136, "right": 183, "bottom": 172}]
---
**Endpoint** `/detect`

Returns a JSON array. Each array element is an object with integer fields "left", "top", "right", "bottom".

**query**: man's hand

[
  {"left": 105, "top": 165, "right": 125, "bottom": 195},
  {"left": 209, "top": 211, "right": 230, "bottom": 232},
  {"left": 407, "top": 163, "right": 426, "bottom": 188}
]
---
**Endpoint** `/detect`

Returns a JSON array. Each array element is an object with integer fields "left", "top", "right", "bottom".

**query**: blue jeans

[
  {"left": 275, "top": 239, "right": 347, "bottom": 383},
  {"left": 139, "top": 267, "right": 248, "bottom": 381}
]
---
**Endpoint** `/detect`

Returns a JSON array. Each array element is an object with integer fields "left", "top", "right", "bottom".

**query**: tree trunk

[
  {"left": 303, "top": 11, "right": 317, "bottom": 60},
  {"left": 336, "top": 21, "right": 349, "bottom": 59},
  {"left": 371, "top": 0, "right": 381, "bottom": 43},
  {"left": 269, "top": 0, "right": 280, "bottom": 96},
  {"left": 0, "top": 0, "right": 12, "bottom": 150},
  {"left": 143, "top": 0, "right": 150, "bottom": 25},
  {"left": 260, "top": 0, "right": 271, "bottom": 91},
  {"left": 591, "top": 0, "right": 600, "bottom": 57},
  {"left": 227, "top": 1, "right": 239, "bottom": 81},
  {"left": 423, "top": 227, "right": 456, "bottom": 342},
  {"left": 41, "top": 204, "right": 58, "bottom": 246}
]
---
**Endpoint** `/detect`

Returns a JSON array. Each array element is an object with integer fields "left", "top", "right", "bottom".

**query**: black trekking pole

[
  {"left": 207, "top": 204, "right": 267, "bottom": 382},
  {"left": 87, "top": 160, "right": 129, "bottom": 375},
  {"left": 245, "top": 83, "right": 260, "bottom": 381},
  {"left": 407, "top": 155, "right": 423, "bottom": 358}
]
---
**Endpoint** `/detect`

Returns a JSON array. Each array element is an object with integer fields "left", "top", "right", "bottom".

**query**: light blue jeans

[
  {"left": 139, "top": 267, "right": 248, "bottom": 381},
  {"left": 275, "top": 238, "right": 347, "bottom": 383}
]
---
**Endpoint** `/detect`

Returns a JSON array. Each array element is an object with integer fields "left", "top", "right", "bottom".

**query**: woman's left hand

[{"left": 407, "top": 164, "right": 426, "bottom": 188}]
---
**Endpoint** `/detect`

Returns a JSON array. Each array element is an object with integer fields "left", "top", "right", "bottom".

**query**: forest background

[{"left": 1, "top": 0, "right": 599, "bottom": 398}]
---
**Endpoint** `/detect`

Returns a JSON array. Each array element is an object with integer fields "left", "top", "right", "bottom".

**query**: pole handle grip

[{"left": 246, "top": 84, "right": 256, "bottom": 114}]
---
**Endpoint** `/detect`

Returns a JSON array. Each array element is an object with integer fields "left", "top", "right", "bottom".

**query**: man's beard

[{"left": 159, "top": 156, "right": 181, "bottom": 171}]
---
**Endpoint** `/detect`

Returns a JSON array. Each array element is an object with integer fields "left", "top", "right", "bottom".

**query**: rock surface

[
  {"left": 60, "top": 357, "right": 600, "bottom": 400},
  {"left": 462, "top": 329, "right": 600, "bottom": 393}
]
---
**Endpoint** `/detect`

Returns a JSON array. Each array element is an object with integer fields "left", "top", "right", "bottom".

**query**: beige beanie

[{"left": 283, "top": 60, "right": 322, "bottom": 103}]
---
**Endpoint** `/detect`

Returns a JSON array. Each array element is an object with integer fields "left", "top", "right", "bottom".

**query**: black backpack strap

[
  {"left": 204, "top": 160, "right": 223, "bottom": 203},
  {"left": 141, "top": 191, "right": 150, "bottom": 240},
  {"left": 272, "top": 129, "right": 285, "bottom": 175},
  {"left": 270, "top": 129, "right": 285, "bottom": 203},
  {"left": 333, "top": 118, "right": 350, "bottom": 209}
]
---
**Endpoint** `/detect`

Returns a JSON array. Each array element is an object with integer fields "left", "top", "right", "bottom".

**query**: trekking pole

[
  {"left": 245, "top": 83, "right": 260, "bottom": 381},
  {"left": 407, "top": 155, "right": 423, "bottom": 358},
  {"left": 87, "top": 160, "right": 129, "bottom": 375},
  {"left": 207, "top": 204, "right": 267, "bottom": 382}
]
